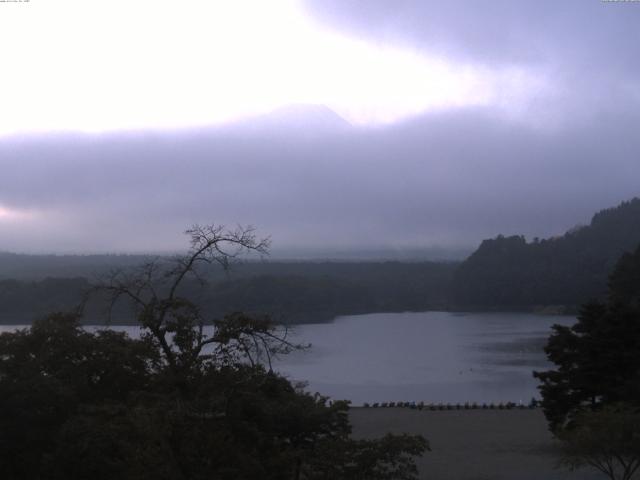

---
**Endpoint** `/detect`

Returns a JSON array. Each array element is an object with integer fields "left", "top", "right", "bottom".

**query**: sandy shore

[{"left": 349, "top": 408, "right": 600, "bottom": 480}]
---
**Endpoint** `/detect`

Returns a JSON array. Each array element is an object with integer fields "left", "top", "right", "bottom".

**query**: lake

[
  {"left": 0, "top": 311, "right": 574, "bottom": 406},
  {"left": 274, "top": 311, "right": 574, "bottom": 406}
]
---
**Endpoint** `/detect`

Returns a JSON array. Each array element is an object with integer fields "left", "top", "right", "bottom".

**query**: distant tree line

[
  {"left": 0, "top": 262, "right": 455, "bottom": 325},
  {"left": 1, "top": 198, "right": 640, "bottom": 323}
]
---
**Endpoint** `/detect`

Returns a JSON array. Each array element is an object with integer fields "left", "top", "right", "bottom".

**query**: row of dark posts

[{"left": 361, "top": 400, "right": 539, "bottom": 410}]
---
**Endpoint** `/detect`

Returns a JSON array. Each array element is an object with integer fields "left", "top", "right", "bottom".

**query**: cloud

[
  {"left": 0, "top": 0, "right": 556, "bottom": 134},
  {"left": 0, "top": 104, "right": 638, "bottom": 253},
  {"left": 302, "top": 0, "right": 640, "bottom": 68},
  {"left": 0, "top": 1, "right": 637, "bottom": 254},
  {"left": 301, "top": 0, "right": 640, "bottom": 125}
]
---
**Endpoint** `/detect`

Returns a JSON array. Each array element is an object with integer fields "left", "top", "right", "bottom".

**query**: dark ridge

[{"left": 452, "top": 197, "right": 640, "bottom": 310}]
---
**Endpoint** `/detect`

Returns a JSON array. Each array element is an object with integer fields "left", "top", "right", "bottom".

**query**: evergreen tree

[{"left": 534, "top": 244, "right": 640, "bottom": 432}]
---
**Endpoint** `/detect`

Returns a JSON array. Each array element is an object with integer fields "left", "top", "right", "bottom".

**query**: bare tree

[{"left": 89, "top": 224, "right": 301, "bottom": 375}]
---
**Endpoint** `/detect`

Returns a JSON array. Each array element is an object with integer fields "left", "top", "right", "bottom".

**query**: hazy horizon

[{"left": 1, "top": 0, "right": 638, "bottom": 254}]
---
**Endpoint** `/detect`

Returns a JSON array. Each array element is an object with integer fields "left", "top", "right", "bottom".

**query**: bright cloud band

[{"left": 0, "top": 0, "right": 548, "bottom": 135}]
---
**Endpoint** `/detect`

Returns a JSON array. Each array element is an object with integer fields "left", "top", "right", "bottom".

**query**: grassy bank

[{"left": 348, "top": 408, "right": 600, "bottom": 480}]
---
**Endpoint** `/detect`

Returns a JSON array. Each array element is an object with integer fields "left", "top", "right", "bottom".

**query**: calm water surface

[
  {"left": 274, "top": 311, "right": 574, "bottom": 405},
  {"left": 1, "top": 311, "right": 574, "bottom": 406}
]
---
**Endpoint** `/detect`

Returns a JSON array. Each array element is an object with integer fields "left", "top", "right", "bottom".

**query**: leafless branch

[{"left": 86, "top": 224, "right": 287, "bottom": 374}]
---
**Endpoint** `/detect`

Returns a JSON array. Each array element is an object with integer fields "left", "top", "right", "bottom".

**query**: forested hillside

[
  {"left": 452, "top": 198, "right": 640, "bottom": 310},
  {"left": 2, "top": 198, "right": 639, "bottom": 323}
]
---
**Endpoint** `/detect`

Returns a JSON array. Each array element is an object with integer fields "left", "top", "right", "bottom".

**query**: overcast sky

[{"left": 0, "top": 0, "right": 638, "bottom": 255}]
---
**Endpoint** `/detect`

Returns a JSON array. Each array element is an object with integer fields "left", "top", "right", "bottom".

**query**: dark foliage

[
  {"left": 534, "top": 244, "right": 640, "bottom": 432},
  {"left": 0, "top": 313, "right": 159, "bottom": 479},
  {"left": 558, "top": 404, "right": 640, "bottom": 480},
  {"left": 200, "top": 261, "right": 454, "bottom": 322},
  {"left": 452, "top": 198, "right": 640, "bottom": 309},
  {"left": 0, "top": 225, "right": 427, "bottom": 479},
  {"left": 0, "top": 261, "right": 455, "bottom": 325},
  {"left": 0, "top": 277, "right": 89, "bottom": 322}
]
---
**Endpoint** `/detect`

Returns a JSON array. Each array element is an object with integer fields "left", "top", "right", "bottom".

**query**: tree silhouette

[{"left": 0, "top": 224, "right": 428, "bottom": 479}]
